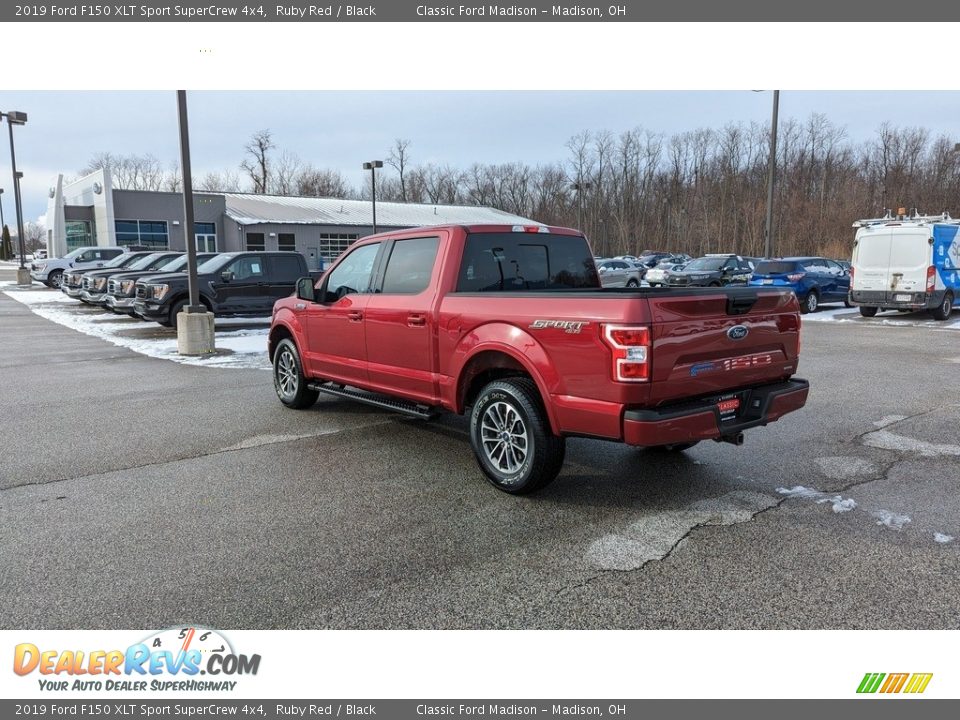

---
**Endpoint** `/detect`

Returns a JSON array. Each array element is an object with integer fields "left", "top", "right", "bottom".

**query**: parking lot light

[
  {"left": 1, "top": 110, "right": 29, "bottom": 283},
  {"left": 363, "top": 160, "right": 383, "bottom": 234}
]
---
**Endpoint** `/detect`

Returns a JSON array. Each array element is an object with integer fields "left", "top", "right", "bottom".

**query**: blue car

[{"left": 748, "top": 257, "right": 852, "bottom": 313}]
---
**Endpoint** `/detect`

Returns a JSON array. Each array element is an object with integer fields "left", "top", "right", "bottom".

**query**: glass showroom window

[
  {"left": 278, "top": 233, "right": 296, "bottom": 252},
  {"left": 65, "top": 220, "right": 92, "bottom": 250},
  {"left": 115, "top": 220, "right": 169, "bottom": 249},
  {"left": 246, "top": 233, "right": 266, "bottom": 251}
]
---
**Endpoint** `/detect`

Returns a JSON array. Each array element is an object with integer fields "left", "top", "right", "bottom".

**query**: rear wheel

[
  {"left": 168, "top": 299, "right": 189, "bottom": 330},
  {"left": 859, "top": 306, "right": 878, "bottom": 318},
  {"left": 48, "top": 270, "right": 63, "bottom": 289},
  {"left": 626, "top": 279, "right": 639, "bottom": 288},
  {"left": 931, "top": 292, "right": 954, "bottom": 321},
  {"left": 801, "top": 290, "right": 819, "bottom": 314},
  {"left": 469, "top": 377, "right": 565, "bottom": 495},
  {"left": 273, "top": 338, "right": 319, "bottom": 409}
]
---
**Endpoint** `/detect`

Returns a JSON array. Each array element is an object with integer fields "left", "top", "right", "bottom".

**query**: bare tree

[
  {"left": 273, "top": 150, "right": 303, "bottom": 196},
  {"left": 240, "top": 129, "right": 275, "bottom": 194},
  {"left": 196, "top": 169, "right": 244, "bottom": 192},
  {"left": 295, "top": 166, "right": 352, "bottom": 198},
  {"left": 386, "top": 138, "right": 413, "bottom": 202},
  {"left": 81, "top": 152, "right": 165, "bottom": 191}
]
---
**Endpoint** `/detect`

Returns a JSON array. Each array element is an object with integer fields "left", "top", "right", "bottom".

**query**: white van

[{"left": 850, "top": 212, "right": 959, "bottom": 321}]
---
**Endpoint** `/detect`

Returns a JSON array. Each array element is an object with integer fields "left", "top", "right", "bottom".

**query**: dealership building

[{"left": 45, "top": 169, "right": 538, "bottom": 269}]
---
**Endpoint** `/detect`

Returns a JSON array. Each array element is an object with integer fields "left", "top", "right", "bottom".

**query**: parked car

[
  {"left": 665, "top": 254, "right": 754, "bottom": 287},
  {"left": 850, "top": 214, "right": 959, "bottom": 320},
  {"left": 101, "top": 253, "right": 220, "bottom": 314},
  {"left": 82, "top": 252, "right": 184, "bottom": 306},
  {"left": 135, "top": 251, "right": 322, "bottom": 328},
  {"left": 636, "top": 252, "right": 677, "bottom": 271},
  {"left": 61, "top": 251, "right": 154, "bottom": 300},
  {"left": 645, "top": 261, "right": 688, "bottom": 287},
  {"left": 749, "top": 257, "right": 851, "bottom": 314},
  {"left": 34, "top": 249, "right": 48, "bottom": 260},
  {"left": 268, "top": 224, "right": 808, "bottom": 495},
  {"left": 30, "top": 246, "right": 127, "bottom": 288},
  {"left": 615, "top": 254, "right": 638, "bottom": 262},
  {"left": 597, "top": 258, "right": 644, "bottom": 287}
]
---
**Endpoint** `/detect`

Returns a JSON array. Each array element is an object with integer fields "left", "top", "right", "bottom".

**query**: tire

[
  {"left": 272, "top": 338, "right": 319, "bottom": 409},
  {"left": 844, "top": 296, "right": 853, "bottom": 308},
  {"left": 168, "top": 299, "right": 189, "bottom": 330},
  {"left": 48, "top": 270, "right": 63, "bottom": 289},
  {"left": 801, "top": 290, "right": 819, "bottom": 314},
  {"left": 708, "top": 281, "right": 721, "bottom": 287},
  {"left": 931, "top": 292, "right": 954, "bottom": 321},
  {"left": 469, "top": 377, "right": 565, "bottom": 495},
  {"left": 859, "top": 306, "right": 878, "bottom": 318},
  {"left": 651, "top": 441, "right": 700, "bottom": 452},
  {"left": 626, "top": 279, "right": 639, "bottom": 288}
]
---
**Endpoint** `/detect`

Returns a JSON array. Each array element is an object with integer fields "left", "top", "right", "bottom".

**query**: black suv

[{"left": 665, "top": 254, "right": 754, "bottom": 287}]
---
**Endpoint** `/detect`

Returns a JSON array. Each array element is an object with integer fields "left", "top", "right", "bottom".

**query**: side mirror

[
  {"left": 220, "top": 270, "right": 233, "bottom": 283},
  {"left": 296, "top": 277, "right": 316, "bottom": 302}
]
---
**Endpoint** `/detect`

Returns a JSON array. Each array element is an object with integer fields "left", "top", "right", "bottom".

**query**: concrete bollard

[
  {"left": 177, "top": 311, "right": 216, "bottom": 356},
  {"left": 16, "top": 267, "right": 32, "bottom": 287}
]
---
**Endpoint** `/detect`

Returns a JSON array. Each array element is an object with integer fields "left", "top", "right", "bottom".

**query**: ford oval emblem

[{"left": 727, "top": 325, "right": 749, "bottom": 340}]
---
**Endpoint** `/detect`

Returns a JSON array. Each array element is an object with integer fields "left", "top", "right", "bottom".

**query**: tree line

[{"left": 81, "top": 116, "right": 960, "bottom": 259}]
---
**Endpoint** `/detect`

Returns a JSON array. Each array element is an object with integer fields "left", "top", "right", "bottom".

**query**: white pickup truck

[{"left": 30, "top": 246, "right": 126, "bottom": 288}]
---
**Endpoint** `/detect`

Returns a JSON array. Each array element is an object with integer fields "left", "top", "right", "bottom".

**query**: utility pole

[{"left": 764, "top": 90, "right": 780, "bottom": 259}]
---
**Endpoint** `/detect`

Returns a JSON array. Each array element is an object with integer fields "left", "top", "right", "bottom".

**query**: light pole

[
  {"left": 2, "top": 111, "right": 28, "bottom": 280},
  {"left": 763, "top": 90, "right": 780, "bottom": 259},
  {"left": 571, "top": 181, "right": 591, "bottom": 232},
  {"left": 0, "top": 188, "right": 5, "bottom": 257},
  {"left": 363, "top": 160, "right": 383, "bottom": 234},
  {"left": 174, "top": 90, "right": 214, "bottom": 355}
]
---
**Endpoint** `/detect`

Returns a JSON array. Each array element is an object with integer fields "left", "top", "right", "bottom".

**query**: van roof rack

[{"left": 852, "top": 209, "right": 958, "bottom": 228}]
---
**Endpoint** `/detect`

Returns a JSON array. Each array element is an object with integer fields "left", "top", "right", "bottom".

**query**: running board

[{"left": 308, "top": 382, "right": 440, "bottom": 420}]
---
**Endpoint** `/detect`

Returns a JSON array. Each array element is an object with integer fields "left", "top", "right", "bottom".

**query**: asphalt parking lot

[{"left": 1, "top": 268, "right": 959, "bottom": 630}]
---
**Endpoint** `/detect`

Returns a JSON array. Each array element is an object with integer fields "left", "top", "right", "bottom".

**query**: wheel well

[
  {"left": 458, "top": 351, "right": 533, "bottom": 412},
  {"left": 268, "top": 325, "right": 294, "bottom": 361}
]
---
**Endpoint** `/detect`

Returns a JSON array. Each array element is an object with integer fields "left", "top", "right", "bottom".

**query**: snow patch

[
  {"left": 585, "top": 491, "right": 778, "bottom": 571},
  {"left": 816, "top": 495, "right": 857, "bottom": 514},
  {"left": 873, "top": 510, "right": 911, "bottom": 531},
  {"left": 776, "top": 485, "right": 822, "bottom": 499},
  {"left": 934, "top": 532, "right": 955, "bottom": 544},
  {"left": 777, "top": 485, "right": 856, "bottom": 514},
  {"left": 3, "top": 287, "right": 271, "bottom": 370}
]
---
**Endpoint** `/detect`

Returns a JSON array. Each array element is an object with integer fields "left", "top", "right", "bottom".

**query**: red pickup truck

[{"left": 269, "top": 224, "right": 808, "bottom": 494}]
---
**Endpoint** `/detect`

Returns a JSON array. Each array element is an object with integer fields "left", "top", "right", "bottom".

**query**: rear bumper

[
  {"left": 850, "top": 290, "right": 942, "bottom": 310},
  {"left": 622, "top": 378, "right": 809, "bottom": 447}
]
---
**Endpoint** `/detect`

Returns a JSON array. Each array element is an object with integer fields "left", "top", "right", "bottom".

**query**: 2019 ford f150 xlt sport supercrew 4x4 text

[{"left": 268, "top": 224, "right": 809, "bottom": 495}]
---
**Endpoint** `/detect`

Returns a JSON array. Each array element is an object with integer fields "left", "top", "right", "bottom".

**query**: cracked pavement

[{"left": 1, "top": 279, "right": 959, "bottom": 629}]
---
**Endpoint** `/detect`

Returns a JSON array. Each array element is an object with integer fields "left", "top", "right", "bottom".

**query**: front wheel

[
  {"left": 626, "top": 279, "right": 639, "bottom": 288},
  {"left": 931, "top": 293, "right": 954, "bottom": 321},
  {"left": 273, "top": 338, "right": 319, "bottom": 409},
  {"left": 469, "top": 378, "right": 565, "bottom": 495},
  {"left": 859, "top": 306, "right": 878, "bottom": 318},
  {"left": 48, "top": 270, "right": 64, "bottom": 289}
]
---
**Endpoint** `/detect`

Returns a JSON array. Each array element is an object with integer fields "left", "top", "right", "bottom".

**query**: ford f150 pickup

[{"left": 269, "top": 224, "right": 809, "bottom": 494}]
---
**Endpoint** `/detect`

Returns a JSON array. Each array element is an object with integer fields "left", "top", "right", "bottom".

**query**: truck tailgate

[{"left": 646, "top": 288, "right": 801, "bottom": 405}]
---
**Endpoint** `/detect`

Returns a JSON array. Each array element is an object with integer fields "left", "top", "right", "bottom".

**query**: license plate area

[
  {"left": 894, "top": 293, "right": 911, "bottom": 302},
  {"left": 715, "top": 392, "right": 744, "bottom": 421}
]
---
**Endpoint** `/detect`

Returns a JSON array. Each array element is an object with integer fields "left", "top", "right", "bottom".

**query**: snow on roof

[{"left": 222, "top": 193, "right": 540, "bottom": 228}]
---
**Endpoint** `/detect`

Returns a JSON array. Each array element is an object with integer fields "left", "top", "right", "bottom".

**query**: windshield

[
  {"left": 103, "top": 253, "right": 137, "bottom": 268},
  {"left": 198, "top": 254, "right": 236, "bottom": 273},
  {"left": 63, "top": 248, "right": 85, "bottom": 260},
  {"left": 684, "top": 257, "right": 728, "bottom": 271},
  {"left": 126, "top": 253, "right": 165, "bottom": 271},
  {"left": 159, "top": 256, "right": 188, "bottom": 271}
]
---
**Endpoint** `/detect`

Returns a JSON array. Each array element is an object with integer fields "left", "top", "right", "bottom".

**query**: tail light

[
  {"left": 787, "top": 272, "right": 806, "bottom": 282},
  {"left": 926, "top": 266, "right": 936, "bottom": 293},
  {"left": 602, "top": 324, "right": 650, "bottom": 382},
  {"left": 849, "top": 267, "right": 854, "bottom": 287}
]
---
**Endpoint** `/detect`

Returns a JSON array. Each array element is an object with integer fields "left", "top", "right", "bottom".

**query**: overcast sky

[{"left": 3, "top": 90, "right": 960, "bottom": 223}]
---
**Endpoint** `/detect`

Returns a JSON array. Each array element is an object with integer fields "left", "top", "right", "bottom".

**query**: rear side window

[
  {"left": 381, "top": 237, "right": 440, "bottom": 294},
  {"left": 270, "top": 254, "right": 304, "bottom": 281},
  {"left": 802, "top": 259, "right": 829, "bottom": 274},
  {"left": 755, "top": 261, "right": 799, "bottom": 275},
  {"left": 457, "top": 233, "right": 600, "bottom": 292}
]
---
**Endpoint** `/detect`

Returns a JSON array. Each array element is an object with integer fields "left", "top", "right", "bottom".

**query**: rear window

[
  {"left": 457, "top": 233, "right": 600, "bottom": 292},
  {"left": 755, "top": 261, "right": 800, "bottom": 275}
]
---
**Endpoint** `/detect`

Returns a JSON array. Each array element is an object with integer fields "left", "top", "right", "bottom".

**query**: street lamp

[
  {"left": 761, "top": 91, "right": 780, "bottom": 259},
  {"left": 362, "top": 160, "right": 383, "bottom": 234},
  {"left": 1, "top": 111, "right": 28, "bottom": 277},
  {"left": 570, "top": 181, "right": 591, "bottom": 232}
]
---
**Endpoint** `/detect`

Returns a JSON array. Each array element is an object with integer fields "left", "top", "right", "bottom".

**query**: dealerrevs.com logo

[
  {"left": 857, "top": 672, "right": 933, "bottom": 695},
  {"left": 13, "top": 627, "right": 261, "bottom": 692}
]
